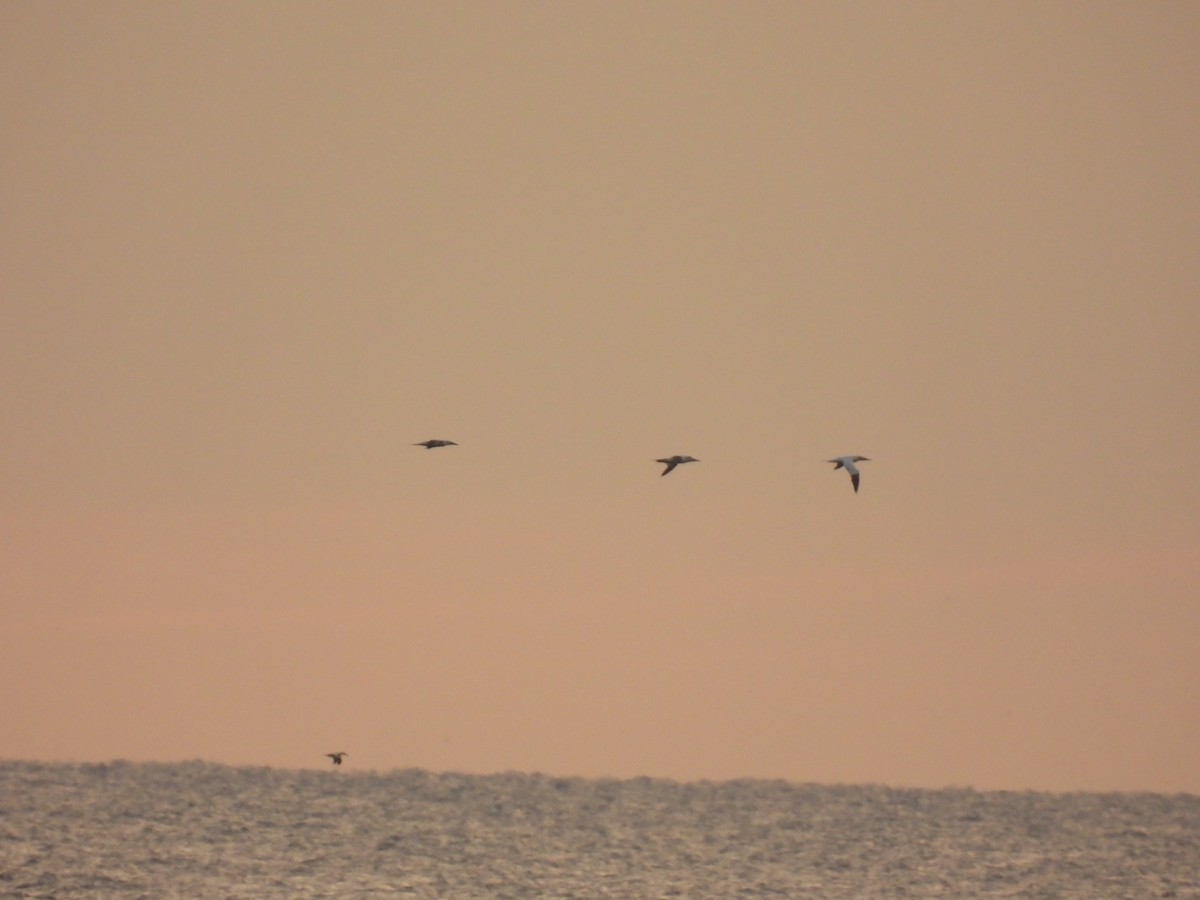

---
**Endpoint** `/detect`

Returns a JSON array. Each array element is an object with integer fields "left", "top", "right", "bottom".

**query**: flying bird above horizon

[
  {"left": 827, "top": 455, "right": 871, "bottom": 493},
  {"left": 657, "top": 455, "right": 700, "bottom": 476},
  {"left": 414, "top": 440, "right": 458, "bottom": 449},
  {"left": 326, "top": 752, "right": 348, "bottom": 766}
]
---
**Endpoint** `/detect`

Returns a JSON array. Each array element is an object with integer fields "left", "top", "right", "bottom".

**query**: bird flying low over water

[
  {"left": 326, "top": 752, "right": 348, "bottom": 765},
  {"left": 414, "top": 440, "right": 458, "bottom": 449},
  {"left": 827, "top": 456, "right": 870, "bottom": 493},
  {"left": 657, "top": 455, "right": 700, "bottom": 476}
]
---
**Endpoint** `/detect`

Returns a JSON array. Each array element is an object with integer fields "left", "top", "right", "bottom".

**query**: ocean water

[{"left": 1, "top": 761, "right": 1197, "bottom": 898}]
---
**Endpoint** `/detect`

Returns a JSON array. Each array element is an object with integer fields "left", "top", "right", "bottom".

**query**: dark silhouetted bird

[{"left": 656, "top": 455, "right": 700, "bottom": 476}]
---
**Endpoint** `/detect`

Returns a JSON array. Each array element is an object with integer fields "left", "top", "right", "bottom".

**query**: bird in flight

[
  {"left": 414, "top": 440, "right": 458, "bottom": 449},
  {"left": 657, "top": 455, "right": 700, "bottom": 476},
  {"left": 326, "top": 752, "right": 348, "bottom": 766},
  {"left": 827, "top": 456, "right": 870, "bottom": 493}
]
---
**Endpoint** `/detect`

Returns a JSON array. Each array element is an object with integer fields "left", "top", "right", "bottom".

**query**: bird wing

[{"left": 850, "top": 472, "right": 860, "bottom": 492}]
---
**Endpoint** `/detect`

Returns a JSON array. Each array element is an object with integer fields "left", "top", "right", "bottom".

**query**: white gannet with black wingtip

[
  {"left": 326, "top": 752, "right": 348, "bottom": 766},
  {"left": 827, "top": 455, "right": 870, "bottom": 493},
  {"left": 414, "top": 440, "right": 458, "bottom": 449},
  {"left": 656, "top": 455, "right": 700, "bottom": 476}
]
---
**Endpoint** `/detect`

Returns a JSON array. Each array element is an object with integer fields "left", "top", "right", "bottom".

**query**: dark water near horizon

[{"left": 1, "top": 760, "right": 1197, "bottom": 898}]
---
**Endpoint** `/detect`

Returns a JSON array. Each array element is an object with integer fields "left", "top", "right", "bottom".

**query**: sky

[{"left": 3, "top": 2, "right": 1198, "bottom": 794}]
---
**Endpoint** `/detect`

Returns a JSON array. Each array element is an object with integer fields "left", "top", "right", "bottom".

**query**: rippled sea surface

[{"left": 1, "top": 761, "right": 1197, "bottom": 898}]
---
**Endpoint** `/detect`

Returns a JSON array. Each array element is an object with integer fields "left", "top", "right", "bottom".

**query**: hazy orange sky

[{"left": 3, "top": 2, "right": 1198, "bottom": 793}]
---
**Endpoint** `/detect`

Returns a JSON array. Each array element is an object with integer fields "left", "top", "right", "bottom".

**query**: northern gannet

[
  {"left": 414, "top": 440, "right": 458, "bottom": 449},
  {"left": 326, "top": 752, "right": 348, "bottom": 765},
  {"left": 827, "top": 456, "right": 870, "bottom": 493},
  {"left": 656, "top": 455, "right": 700, "bottom": 476}
]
